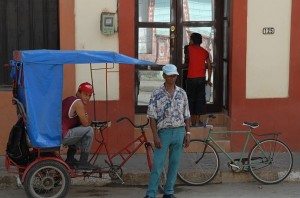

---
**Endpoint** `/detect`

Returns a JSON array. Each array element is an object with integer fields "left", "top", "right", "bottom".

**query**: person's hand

[
  {"left": 184, "top": 134, "right": 190, "bottom": 148},
  {"left": 207, "top": 80, "right": 213, "bottom": 87},
  {"left": 153, "top": 135, "right": 162, "bottom": 149}
]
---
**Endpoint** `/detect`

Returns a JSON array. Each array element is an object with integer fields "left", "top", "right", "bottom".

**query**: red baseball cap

[{"left": 78, "top": 82, "right": 94, "bottom": 94}]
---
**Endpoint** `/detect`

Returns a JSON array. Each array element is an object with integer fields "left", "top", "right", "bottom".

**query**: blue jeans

[
  {"left": 146, "top": 127, "right": 185, "bottom": 197},
  {"left": 62, "top": 126, "right": 94, "bottom": 153}
]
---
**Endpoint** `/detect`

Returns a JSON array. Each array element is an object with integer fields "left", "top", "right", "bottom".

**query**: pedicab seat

[{"left": 12, "top": 97, "right": 61, "bottom": 156}]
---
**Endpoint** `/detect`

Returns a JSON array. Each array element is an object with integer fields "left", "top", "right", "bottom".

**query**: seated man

[{"left": 62, "top": 82, "right": 96, "bottom": 170}]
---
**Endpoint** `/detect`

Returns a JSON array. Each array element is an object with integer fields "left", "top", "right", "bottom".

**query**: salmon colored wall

[
  {"left": 0, "top": 93, "right": 18, "bottom": 154},
  {"left": 84, "top": 0, "right": 136, "bottom": 152},
  {"left": 59, "top": 0, "right": 76, "bottom": 98},
  {"left": 2, "top": 0, "right": 298, "bottom": 156},
  {"left": 0, "top": 0, "right": 136, "bottom": 155},
  {"left": 99, "top": 0, "right": 136, "bottom": 152},
  {"left": 59, "top": 0, "right": 135, "bottom": 153},
  {"left": 229, "top": 0, "right": 300, "bottom": 151}
]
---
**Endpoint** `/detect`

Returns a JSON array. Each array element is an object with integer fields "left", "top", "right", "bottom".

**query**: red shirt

[
  {"left": 62, "top": 96, "right": 80, "bottom": 137},
  {"left": 187, "top": 45, "right": 209, "bottom": 78}
]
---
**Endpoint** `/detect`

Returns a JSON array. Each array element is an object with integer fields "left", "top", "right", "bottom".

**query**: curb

[{"left": 1, "top": 170, "right": 300, "bottom": 189}]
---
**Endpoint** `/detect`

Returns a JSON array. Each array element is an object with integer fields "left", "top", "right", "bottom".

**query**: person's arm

[
  {"left": 184, "top": 118, "right": 191, "bottom": 147},
  {"left": 149, "top": 118, "right": 162, "bottom": 149},
  {"left": 206, "top": 56, "right": 213, "bottom": 86},
  {"left": 73, "top": 100, "right": 91, "bottom": 126}
]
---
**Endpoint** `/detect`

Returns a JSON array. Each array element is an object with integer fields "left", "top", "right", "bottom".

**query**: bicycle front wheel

[
  {"left": 177, "top": 139, "right": 219, "bottom": 186},
  {"left": 249, "top": 139, "right": 293, "bottom": 184}
]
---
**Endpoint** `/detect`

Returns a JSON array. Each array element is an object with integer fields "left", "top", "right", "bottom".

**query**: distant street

[{"left": 1, "top": 182, "right": 299, "bottom": 198}]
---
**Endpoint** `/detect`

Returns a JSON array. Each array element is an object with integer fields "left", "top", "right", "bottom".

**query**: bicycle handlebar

[{"left": 116, "top": 116, "right": 149, "bottom": 128}]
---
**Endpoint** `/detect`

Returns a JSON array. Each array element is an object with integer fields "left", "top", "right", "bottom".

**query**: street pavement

[
  {"left": 0, "top": 182, "right": 299, "bottom": 198},
  {"left": 0, "top": 152, "right": 299, "bottom": 197}
]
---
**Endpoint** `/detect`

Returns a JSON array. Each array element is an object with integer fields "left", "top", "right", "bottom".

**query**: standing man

[
  {"left": 145, "top": 64, "right": 191, "bottom": 198},
  {"left": 185, "top": 32, "right": 212, "bottom": 127},
  {"left": 62, "top": 82, "right": 96, "bottom": 170}
]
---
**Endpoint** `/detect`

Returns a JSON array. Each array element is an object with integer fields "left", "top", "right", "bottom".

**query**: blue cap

[{"left": 162, "top": 64, "right": 179, "bottom": 75}]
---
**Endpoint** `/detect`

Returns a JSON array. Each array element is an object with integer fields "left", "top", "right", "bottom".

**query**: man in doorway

[
  {"left": 62, "top": 82, "right": 96, "bottom": 170},
  {"left": 185, "top": 32, "right": 212, "bottom": 127},
  {"left": 144, "top": 64, "right": 191, "bottom": 198}
]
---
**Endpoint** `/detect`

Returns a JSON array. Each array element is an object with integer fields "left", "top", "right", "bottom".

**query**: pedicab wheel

[{"left": 23, "top": 160, "right": 70, "bottom": 198}]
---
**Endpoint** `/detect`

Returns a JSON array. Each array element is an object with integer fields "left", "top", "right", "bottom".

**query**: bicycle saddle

[{"left": 243, "top": 122, "right": 259, "bottom": 128}]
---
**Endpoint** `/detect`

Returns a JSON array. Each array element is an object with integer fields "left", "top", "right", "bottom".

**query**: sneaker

[{"left": 65, "top": 158, "right": 79, "bottom": 169}]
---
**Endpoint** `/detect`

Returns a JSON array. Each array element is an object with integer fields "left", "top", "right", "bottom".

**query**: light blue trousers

[
  {"left": 146, "top": 127, "right": 185, "bottom": 197},
  {"left": 62, "top": 126, "right": 94, "bottom": 153}
]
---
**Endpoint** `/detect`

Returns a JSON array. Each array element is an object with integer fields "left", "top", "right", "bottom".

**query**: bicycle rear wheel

[
  {"left": 177, "top": 139, "right": 219, "bottom": 185},
  {"left": 146, "top": 143, "right": 166, "bottom": 192},
  {"left": 249, "top": 138, "right": 293, "bottom": 184},
  {"left": 24, "top": 160, "right": 70, "bottom": 198}
]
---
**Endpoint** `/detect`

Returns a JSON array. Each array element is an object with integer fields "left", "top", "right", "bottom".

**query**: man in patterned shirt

[{"left": 144, "top": 64, "right": 191, "bottom": 198}]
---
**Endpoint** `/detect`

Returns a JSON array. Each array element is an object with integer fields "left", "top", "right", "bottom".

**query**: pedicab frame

[{"left": 6, "top": 50, "right": 155, "bottom": 198}]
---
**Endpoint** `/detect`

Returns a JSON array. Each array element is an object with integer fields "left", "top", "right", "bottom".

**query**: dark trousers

[{"left": 186, "top": 77, "right": 206, "bottom": 115}]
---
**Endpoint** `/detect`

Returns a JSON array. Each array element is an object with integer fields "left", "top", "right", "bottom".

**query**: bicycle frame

[
  {"left": 205, "top": 126, "right": 274, "bottom": 169},
  {"left": 90, "top": 127, "right": 151, "bottom": 168},
  {"left": 178, "top": 115, "right": 293, "bottom": 185}
]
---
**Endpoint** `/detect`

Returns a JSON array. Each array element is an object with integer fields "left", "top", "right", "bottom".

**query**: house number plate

[{"left": 262, "top": 27, "right": 275, "bottom": 35}]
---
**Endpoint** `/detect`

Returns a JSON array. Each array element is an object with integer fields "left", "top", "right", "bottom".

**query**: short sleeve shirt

[
  {"left": 187, "top": 45, "right": 209, "bottom": 78},
  {"left": 147, "top": 84, "right": 190, "bottom": 131}
]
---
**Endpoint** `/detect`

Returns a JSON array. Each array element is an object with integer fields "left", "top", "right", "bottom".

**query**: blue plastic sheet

[{"left": 10, "top": 50, "right": 154, "bottom": 148}]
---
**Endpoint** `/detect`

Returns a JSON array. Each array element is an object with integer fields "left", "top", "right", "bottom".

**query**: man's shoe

[
  {"left": 65, "top": 158, "right": 79, "bottom": 169},
  {"left": 77, "top": 152, "right": 98, "bottom": 170},
  {"left": 162, "top": 195, "right": 176, "bottom": 198},
  {"left": 66, "top": 145, "right": 79, "bottom": 168}
]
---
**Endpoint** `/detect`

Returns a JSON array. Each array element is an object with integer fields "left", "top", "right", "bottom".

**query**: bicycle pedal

[{"left": 228, "top": 163, "right": 240, "bottom": 169}]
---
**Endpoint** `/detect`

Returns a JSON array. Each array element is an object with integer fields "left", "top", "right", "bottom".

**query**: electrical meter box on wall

[{"left": 100, "top": 12, "right": 115, "bottom": 35}]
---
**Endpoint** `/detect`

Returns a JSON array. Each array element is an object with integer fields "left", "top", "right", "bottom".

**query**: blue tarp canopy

[{"left": 10, "top": 50, "right": 154, "bottom": 148}]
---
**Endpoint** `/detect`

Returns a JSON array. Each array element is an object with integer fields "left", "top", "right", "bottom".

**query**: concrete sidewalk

[{"left": 1, "top": 153, "right": 300, "bottom": 188}]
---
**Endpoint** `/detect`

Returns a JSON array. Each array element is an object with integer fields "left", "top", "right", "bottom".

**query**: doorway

[{"left": 135, "top": 0, "right": 229, "bottom": 113}]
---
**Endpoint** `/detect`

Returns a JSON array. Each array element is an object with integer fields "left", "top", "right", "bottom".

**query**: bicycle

[
  {"left": 178, "top": 114, "right": 293, "bottom": 185},
  {"left": 87, "top": 117, "right": 166, "bottom": 190}
]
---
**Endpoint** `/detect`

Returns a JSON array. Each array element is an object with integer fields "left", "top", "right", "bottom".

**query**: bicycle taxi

[{"left": 5, "top": 50, "right": 155, "bottom": 198}]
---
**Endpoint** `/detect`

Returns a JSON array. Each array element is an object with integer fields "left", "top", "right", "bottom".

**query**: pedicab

[{"left": 5, "top": 50, "right": 155, "bottom": 198}]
